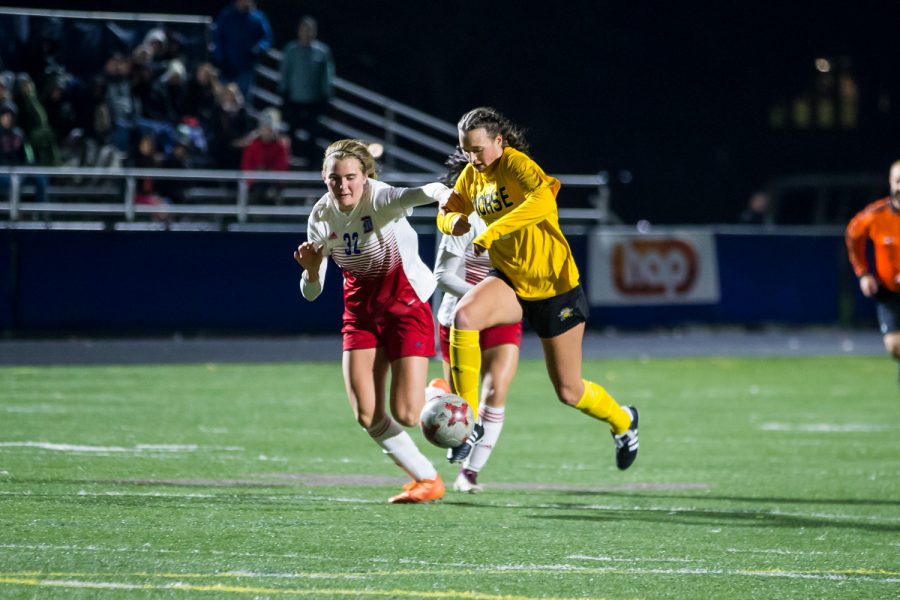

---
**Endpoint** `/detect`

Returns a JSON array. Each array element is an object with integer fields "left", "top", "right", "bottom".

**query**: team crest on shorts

[
  {"left": 558, "top": 307, "right": 574, "bottom": 321},
  {"left": 362, "top": 216, "right": 373, "bottom": 233}
]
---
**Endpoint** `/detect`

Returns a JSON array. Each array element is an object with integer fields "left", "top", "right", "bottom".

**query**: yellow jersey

[{"left": 436, "top": 146, "right": 580, "bottom": 300}]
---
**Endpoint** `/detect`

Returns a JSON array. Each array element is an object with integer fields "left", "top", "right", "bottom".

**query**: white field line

[
  {"left": 0, "top": 441, "right": 243, "bottom": 454},
  {"left": 759, "top": 422, "right": 897, "bottom": 432},
  {"left": 2, "top": 404, "right": 65, "bottom": 414},
  {"left": 0, "top": 491, "right": 384, "bottom": 504},
  {"left": 1, "top": 489, "right": 895, "bottom": 522}
]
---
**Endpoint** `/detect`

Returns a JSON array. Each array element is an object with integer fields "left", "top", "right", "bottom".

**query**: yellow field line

[{"left": 0, "top": 576, "right": 598, "bottom": 600}]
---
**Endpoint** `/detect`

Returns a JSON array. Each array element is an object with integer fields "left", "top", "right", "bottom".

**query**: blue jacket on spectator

[{"left": 213, "top": 2, "right": 273, "bottom": 79}]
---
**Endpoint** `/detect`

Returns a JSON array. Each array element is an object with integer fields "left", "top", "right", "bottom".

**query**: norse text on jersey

[{"left": 475, "top": 186, "right": 513, "bottom": 216}]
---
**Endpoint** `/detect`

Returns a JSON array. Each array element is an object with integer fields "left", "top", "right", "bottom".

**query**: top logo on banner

[{"left": 588, "top": 231, "right": 721, "bottom": 306}]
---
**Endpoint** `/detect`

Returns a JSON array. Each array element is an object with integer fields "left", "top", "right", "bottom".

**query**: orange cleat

[
  {"left": 428, "top": 378, "right": 452, "bottom": 394},
  {"left": 388, "top": 474, "right": 445, "bottom": 504}
]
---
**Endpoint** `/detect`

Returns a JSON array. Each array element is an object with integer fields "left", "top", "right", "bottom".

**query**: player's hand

[
  {"left": 294, "top": 242, "right": 323, "bottom": 276},
  {"left": 472, "top": 242, "right": 487, "bottom": 256},
  {"left": 859, "top": 274, "right": 878, "bottom": 297},
  {"left": 450, "top": 215, "right": 471, "bottom": 236},
  {"left": 440, "top": 190, "right": 463, "bottom": 212}
]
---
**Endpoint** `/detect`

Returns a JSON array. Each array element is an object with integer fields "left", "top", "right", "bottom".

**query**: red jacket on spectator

[{"left": 240, "top": 134, "right": 289, "bottom": 184}]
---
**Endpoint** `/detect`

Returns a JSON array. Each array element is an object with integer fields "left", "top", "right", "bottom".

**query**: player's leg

[
  {"left": 384, "top": 303, "right": 445, "bottom": 503},
  {"left": 540, "top": 323, "right": 639, "bottom": 470},
  {"left": 385, "top": 357, "right": 445, "bottom": 503},
  {"left": 389, "top": 355, "right": 430, "bottom": 426},
  {"left": 450, "top": 275, "right": 522, "bottom": 416},
  {"left": 455, "top": 331, "right": 520, "bottom": 493},
  {"left": 883, "top": 332, "right": 900, "bottom": 383},
  {"left": 529, "top": 286, "right": 638, "bottom": 470},
  {"left": 447, "top": 276, "right": 521, "bottom": 463},
  {"left": 430, "top": 323, "right": 453, "bottom": 394},
  {"left": 883, "top": 332, "right": 900, "bottom": 358},
  {"left": 342, "top": 346, "right": 385, "bottom": 430},
  {"left": 342, "top": 347, "right": 439, "bottom": 502},
  {"left": 875, "top": 297, "right": 900, "bottom": 383}
]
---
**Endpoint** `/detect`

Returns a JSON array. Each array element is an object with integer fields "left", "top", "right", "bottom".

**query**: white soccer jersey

[
  {"left": 301, "top": 179, "right": 451, "bottom": 318},
  {"left": 435, "top": 212, "right": 492, "bottom": 327}
]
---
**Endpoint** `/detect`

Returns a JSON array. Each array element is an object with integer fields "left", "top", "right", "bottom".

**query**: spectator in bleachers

[
  {"left": 0, "top": 102, "right": 47, "bottom": 203},
  {"left": 130, "top": 131, "right": 172, "bottom": 220},
  {"left": 80, "top": 87, "right": 121, "bottom": 173},
  {"left": 240, "top": 106, "right": 289, "bottom": 203},
  {"left": 0, "top": 71, "right": 17, "bottom": 114},
  {"left": 13, "top": 72, "right": 60, "bottom": 167},
  {"left": 279, "top": 16, "right": 334, "bottom": 168},
  {"left": 41, "top": 71, "right": 78, "bottom": 140},
  {"left": 129, "top": 47, "right": 156, "bottom": 122},
  {"left": 212, "top": 0, "right": 273, "bottom": 99},
  {"left": 164, "top": 31, "right": 191, "bottom": 68},
  {"left": 738, "top": 190, "right": 773, "bottom": 225},
  {"left": 0, "top": 102, "right": 28, "bottom": 167},
  {"left": 146, "top": 59, "right": 190, "bottom": 125},
  {"left": 186, "top": 62, "right": 222, "bottom": 133},
  {"left": 21, "top": 18, "right": 63, "bottom": 93},
  {"left": 103, "top": 52, "right": 139, "bottom": 152},
  {"left": 211, "top": 82, "right": 251, "bottom": 169},
  {"left": 158, "top": 134, "right": 192, "bottom": 204},
  {"left": 142, "top": 28, "right": 168, "bottom": 74}
]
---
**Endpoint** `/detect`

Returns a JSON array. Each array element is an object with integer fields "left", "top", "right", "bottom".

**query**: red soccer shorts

[{"left": 343, "top": 300, "right": 435, "bottom": 361}]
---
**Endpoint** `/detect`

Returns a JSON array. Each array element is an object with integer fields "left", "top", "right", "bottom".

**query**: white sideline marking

[
  {"left": 568, "top": 555, "right": 700, "bottom": 563},
  {"left": 0, "top": 566, "right": 898, "bottom": 593},
  {"left": 41, "top": 579, "right": 145, "bottom": 590},
  {"left": 3, "top": 404, "right": 65, "bottom": 414},
  {"left": 76, "top": 490, "right": 217, "bottom": 499},
  {"left": 0, "top": 442, "right": 243, "bottom": 454},
  {"left": 759, "top": 423, "right": 895, "bottom": 433},
  {"left": 724, "top": 548, "right": 831, "bottom": 556}
]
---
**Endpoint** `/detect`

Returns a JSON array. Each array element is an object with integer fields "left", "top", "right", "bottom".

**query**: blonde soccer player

[
  {"left": 437, "top": 107, "right": 639, "bottom": 470},
  {"left": 295, "top": 139, "right": 452, "bottom": 503}
]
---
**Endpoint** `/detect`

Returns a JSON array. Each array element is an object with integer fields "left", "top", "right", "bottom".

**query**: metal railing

[
  {"left": 254, "top": 49, "right": 456, "bottom": 173},
  {"left": 765, "top": 172, "right": 886, "bottom": 225},
  {"left": 0, "top": 166, "right": 611, "bottom": 227},
  {"left": 0, "top": 6, "right": 212, "bottom": 24}
]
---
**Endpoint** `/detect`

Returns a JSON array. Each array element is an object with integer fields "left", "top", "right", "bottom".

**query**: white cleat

[{"left": 453, "top": 469, "right": 484, "bottom": 494}]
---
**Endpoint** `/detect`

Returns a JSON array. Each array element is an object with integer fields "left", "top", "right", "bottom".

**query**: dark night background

[{"left": 17, "top": 1, "right": 900, "bottom": 224}]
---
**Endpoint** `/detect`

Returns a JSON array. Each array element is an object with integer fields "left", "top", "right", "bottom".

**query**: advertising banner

[{"left": 588, "top": 230, "right": 720, "bottom": 305}]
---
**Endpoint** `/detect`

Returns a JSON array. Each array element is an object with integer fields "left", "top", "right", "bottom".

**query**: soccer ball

[{"left": 419, "top": 393, "right": 475, "bottom": 449}]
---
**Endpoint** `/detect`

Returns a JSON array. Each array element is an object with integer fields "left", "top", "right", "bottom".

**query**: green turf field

[{"left": 1, "top": 355, "right": 898, "bottom": 599}]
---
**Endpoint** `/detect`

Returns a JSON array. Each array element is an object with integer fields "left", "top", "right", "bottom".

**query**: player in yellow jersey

[{"left": 436, "top": 107, "right": 639, "bottom": 470}]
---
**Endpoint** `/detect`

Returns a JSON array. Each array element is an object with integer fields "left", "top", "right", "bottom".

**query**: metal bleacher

[{"left": 0, "top": 6, "right": 613, "bottom": 229}]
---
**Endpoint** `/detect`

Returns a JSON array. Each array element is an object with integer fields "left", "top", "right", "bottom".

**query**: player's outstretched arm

[
  {"left": 437, "top": 191, "right": 472, "bottom": 236},
  {"left": 295, "top": 242, "right": 326, "bottom": 301},
  {"left": 386, "top": 182, "right": 453, "bottom": 212}
]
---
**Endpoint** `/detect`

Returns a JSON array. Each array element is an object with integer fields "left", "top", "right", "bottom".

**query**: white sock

[
  {"left": 465, "top": 405, "right": 505, "bottom": 473},
  {"left": 367, "top": 415, "right": 437, "bottom": 481},
  {"left": 425, "top": 384, "right": 446, "bottom": 403}
]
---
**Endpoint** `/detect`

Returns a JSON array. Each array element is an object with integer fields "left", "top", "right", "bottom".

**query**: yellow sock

[
  {"left": 575, "top": 379, "right": 631, "bottom": 435},
  {"left": 449, "top": 327, "right": 481, "bottom": 418}
]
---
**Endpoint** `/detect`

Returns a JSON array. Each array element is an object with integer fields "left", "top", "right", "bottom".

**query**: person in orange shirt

[{"left": 846, "top": 159, "right": 900, "bottom": 380}]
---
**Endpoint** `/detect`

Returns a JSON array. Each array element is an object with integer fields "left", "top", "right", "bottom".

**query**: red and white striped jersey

[
  {"left": 302, "top": 179, "right": 450, "bottom": 318},
  {"left": 435, "top": 212, "right": 491, "bottom": 327}
]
